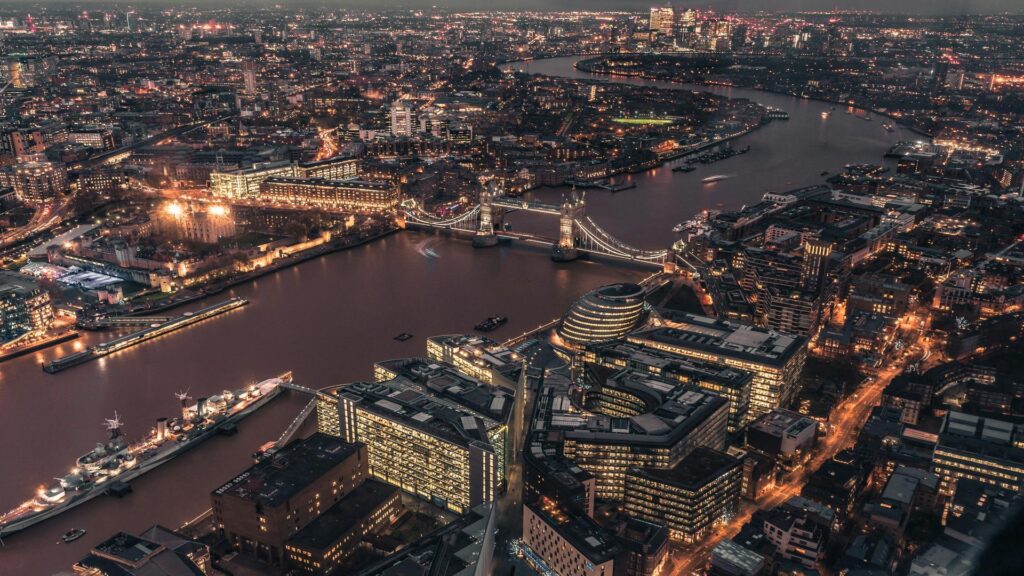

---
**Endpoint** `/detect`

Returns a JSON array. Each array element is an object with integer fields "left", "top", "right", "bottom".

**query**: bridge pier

[
  {"left": 473, "top": 181, "right": 499, "bottom": 248},
  {"left": 551, "top": 189, "right": 583, "bottom": 262}
]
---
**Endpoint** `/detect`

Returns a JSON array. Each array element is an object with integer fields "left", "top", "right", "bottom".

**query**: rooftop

[
  {"left": 287, "top": 479, "right": 400, "bottom": 551},
  {"left": 213, "top": 433, "right": 364, "bottom": 507},
  {"left": 630, "top": 447, "right": 741, "bottom": 491},
  {"left": 629, "top": 314, "right": 806, "bottom": 368}
]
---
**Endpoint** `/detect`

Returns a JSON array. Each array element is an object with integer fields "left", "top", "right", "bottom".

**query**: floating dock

[{"left": 43, "top": 298, "right": 248, "bottom": 373}]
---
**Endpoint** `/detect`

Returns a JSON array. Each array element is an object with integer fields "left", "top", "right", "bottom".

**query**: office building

[
  {"left": 259, "top": 177, "right": 398, "bottom": 212},
  {"left": 557, "top": 283, "right": 647, "bottom": 348},
  {"left": 523, "top": 499, "right": 617, "bottom": 576},
  {"left": 210, "top": 160, "right": 297, "bottom": 199},
  {"left": 560, "top": 370, "right": 730, "bottom": 500},
  {"left": 624, "top": 447, "right": 742, "bottom": 544},
  {"left": 389, "top": 101, "right": 415, "bottom": 136},
  {"left": 327, "top": 358, "right": 514, "bottom": 513},
  {"left": 211, "top": 434, "right": 369, "bottom": 565},
  {"left": 649, "top": 6, "right": 675, "bottom": 36},
  {"left": 580, "top": 340, "right": 752, "bottom": 431},
  {"left": 12, "top": 160, "right": 69, "bottom": 204},
  {"left": 931, "top": 411, "right": 1024, "bottom": 496},
  {"left": 299, "top": 156, "right": 360, "bottom": 180},
  {"left": 426, "top": 334, "right": 523, "bottom": 389},
  {"left": 0, "top": 271, "right": 54, "bottom": 343},
  {"left": 284, "top": 479, "right": 403, "bottom": 575},
  {"left": 628, "top": 315, "right": 807, "bottom": 419}
]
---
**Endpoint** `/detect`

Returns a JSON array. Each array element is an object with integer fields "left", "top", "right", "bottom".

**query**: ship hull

[{"left": 0, "top": 381, "right": 284, "bottom": 538}]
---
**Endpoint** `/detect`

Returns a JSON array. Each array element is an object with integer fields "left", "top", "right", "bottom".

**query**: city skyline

[{"left": 1, "top": 4, "right": 1023, "bottom": 576}]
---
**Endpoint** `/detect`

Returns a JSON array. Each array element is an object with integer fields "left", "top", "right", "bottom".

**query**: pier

[{"left": 43, "top": 298, "right": 248, "bottom": 373}]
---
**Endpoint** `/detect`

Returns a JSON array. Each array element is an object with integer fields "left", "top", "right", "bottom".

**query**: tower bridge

[{"left": 400, "top": 183, "right": 676, "bottom": 268}]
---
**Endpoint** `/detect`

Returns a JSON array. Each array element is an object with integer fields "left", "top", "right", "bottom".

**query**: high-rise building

[
  {"left": 629, "top": 316, "right": 807, "bottom": 419},
  {"left": 649, "top": 6, "right": 675, "bottom": 36},
  {"left": 624, "top": 447, "right": 742, "bottom": 544},
  {"left": 242, "top": 60, "right": 257, "bottom": 95},
  {"left": 800, "top": 237, "right": 834, "bottom": 294},
  {"left": 561, "top": 371, "right": 730, "bottom": 500},
  {"left": 325, "top": 358, "right": 514, "bottom": 513},
  {"left": 389, "top": 101, "right": 415, "bottom": 137}
]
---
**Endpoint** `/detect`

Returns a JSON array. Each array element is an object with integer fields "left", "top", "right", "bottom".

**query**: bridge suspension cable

[
  {"left": 574, "top": 216, "right": 670, "bottom": 262},
  {"left": 402, "top": 205, "right": 481, "bottom": 228}
]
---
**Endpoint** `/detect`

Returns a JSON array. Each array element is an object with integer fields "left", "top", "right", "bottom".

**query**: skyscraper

[
  {"left": 389, "top": 101, "right": 415, "bottom": 136},
  {"left": 649, "top": 6, "right": 675, "bottom": 36},
  {"left": 242, "top": 60, "right": 257, "bottom": 95}
]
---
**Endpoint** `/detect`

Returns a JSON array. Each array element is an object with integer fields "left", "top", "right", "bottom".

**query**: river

[{"left": 0, "top": 55, "right": 913, "bottom": 574}]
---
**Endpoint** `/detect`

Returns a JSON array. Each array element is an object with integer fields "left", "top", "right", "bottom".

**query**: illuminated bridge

[{"left": 401, "top": 184, "right": 675, "bottom": 268}]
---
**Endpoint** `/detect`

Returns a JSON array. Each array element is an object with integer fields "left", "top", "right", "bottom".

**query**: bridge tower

[
  {"left": 473, "top": 180, "right": 499, "bottom": 247},
  {"left": 552, "top": 188, "right": 584, "bottom": 262}
]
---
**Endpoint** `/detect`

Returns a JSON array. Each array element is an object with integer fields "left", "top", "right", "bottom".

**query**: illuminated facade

[
  {"left": 0, "top": 272, "right": 54, "bottom": 343},
  {"left": 156, "top": 201, "right": 237, "bottom": 244},
  {"left": 557, "top": 283, "right": 647, "bottom": 348},
  {"left": 931, "top": 411, "right": 1024, "bottom": 496},
  {"left": 623, "top": 447, "right": 742, "bottom": 544},
  {"left": 326, "top": 359, "right": 513, "bottom": 513},
  {"left": 523, "top": 501, "right": 614, "bottom": 576},
  {"left": 628, "top": 315, "right": 807, "bottom": 419},
  {"left": 259, "top": 177, "right": 398, "bottom": 212},
  {"left": 299, "top": 156, "right": 360, "bottom": 180},
  {"left": 12, "top": 160, "right": 69, "bottom": 205},
  {"left": 210, "top": 161, "right": 296, "bottom": 199},
  {"left": 559, "top": 370, "right": 730, "bottom": 500},
  {"left": 579, "top": 340, "right": 753, "bottom": 430},
  {"left": 283, "top": 479, "right": 403, "bottom": 576},
  {"left": 649, "top": 7, "right": 674, "bottom": 36},
  {"left": 426, "top": 334, "right": 522, "bottom": 389}
]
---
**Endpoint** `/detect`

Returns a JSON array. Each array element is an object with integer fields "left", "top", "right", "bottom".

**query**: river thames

[{"left": 0, "top": 55, "right": 914, "bottom": 574}]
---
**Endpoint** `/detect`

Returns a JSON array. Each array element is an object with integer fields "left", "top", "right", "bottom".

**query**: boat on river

[{"left": 0, "top": 372, "right": 291, "bottom": 539}]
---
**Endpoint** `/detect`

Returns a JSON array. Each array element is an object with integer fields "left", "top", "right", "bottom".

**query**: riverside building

[
  {"left": 557, "top": 369, "right": 730, "bottom": 500},
  {"left": 210, "top": 434, "right": 369, "bottom": 565},
  {"left": 579, "top": 340, "right": 753, "bottom": 431},
  {"left": 258, "top": 177, "right": 398, "bottom": 212},
  {"left": 556, "top": 283, "right": 648, "bottom": 349},
  {"left": 323, "top": 358, "right": 514, "bottom": 513},
  {"left": 628, "top": 314, "right": 807, "bottom": 419}
]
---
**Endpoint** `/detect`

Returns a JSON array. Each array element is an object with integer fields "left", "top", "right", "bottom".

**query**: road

[{"left": 668, "top": 338, "right": 931, "bottom": 576}]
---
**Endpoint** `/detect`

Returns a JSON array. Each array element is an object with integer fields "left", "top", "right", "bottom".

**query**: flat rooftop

[
  {"left": 629, "top": 314, "right": 806, "bottom": 368},
  {"left": 287, "top": 479, "right": 399, "bottom": 551},
  {"left": 630, "top": 447, "right": 741, "bottom": 490},
  {"left": 213, "top": 433, "right": 363, "bottom": 507}
]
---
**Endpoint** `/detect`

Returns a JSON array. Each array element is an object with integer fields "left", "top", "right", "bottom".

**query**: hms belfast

[{"left": 0, "top": 372, "right": 292, "bottom": 539}]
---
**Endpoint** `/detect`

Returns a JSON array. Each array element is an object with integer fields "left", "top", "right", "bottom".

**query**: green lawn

[{"left": 613, "top": 117, "right": 675, "bottom": 125}]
